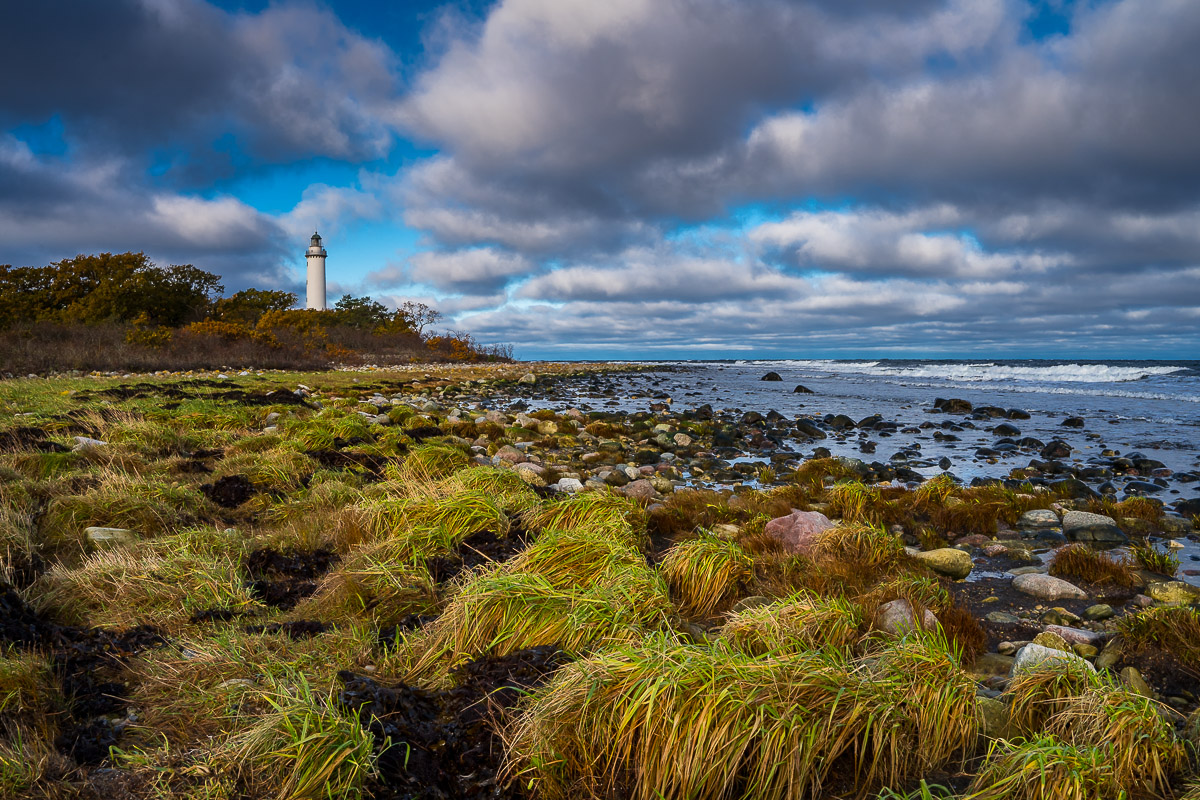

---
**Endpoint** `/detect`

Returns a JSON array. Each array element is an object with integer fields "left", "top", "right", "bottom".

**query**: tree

[
  {"left": 213, "top": 289, "right": 297, "bottom": 325},
  {"left": 0, "top": 253, "right": 223, "bottom": 327},
  {"left": 331, "top": 294, "right": 391, "bottom": 329},
  {"left": 397, "top": 301, "right": 441, "bottom": 335}
]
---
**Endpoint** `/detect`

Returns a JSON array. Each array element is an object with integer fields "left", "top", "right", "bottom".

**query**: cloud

[
  {"left": 0, "top": 0, "right": 401, "bottom": 172},
  {"left": 370, "top": 247, "right": 533, "bottom": 293}
]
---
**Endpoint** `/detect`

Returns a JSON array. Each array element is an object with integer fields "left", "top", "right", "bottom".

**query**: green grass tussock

[
  {"left": 523, "top": 490, "right": 648, "bottom": 549},
  {"left": 506, "top": 633, "right": 977, "bottom": 800},
  {"left": 217, "top": 675, "right": 377, "bottom": 800},
  {"left": 660, "top": 534, "right": 753, "bottom": 617},
  {"left": 30, "top": 527, "right": 256, "bottom": 630},
  {"left": 1006, "top": 660, "right": 1105, "bottom": 734},
  {"left": 290, "top": 538, "right": 437, "bottom": 625}
]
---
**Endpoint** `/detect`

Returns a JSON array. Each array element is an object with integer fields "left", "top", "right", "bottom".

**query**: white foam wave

[{"left": 741, "top": 360, "right": 1186, "bottom": 384}]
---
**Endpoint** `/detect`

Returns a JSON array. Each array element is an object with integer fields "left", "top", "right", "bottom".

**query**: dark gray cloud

[{"left": 1, "top": 0, "right": 400, "bottom": 173}]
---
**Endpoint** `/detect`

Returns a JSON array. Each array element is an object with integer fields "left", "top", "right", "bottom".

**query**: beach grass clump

[
  {"left": 412, "top": 565, "right": 670, "bottom": 674},
  {"left": 1129, "top": 541, "right": 1179, "bottom": 576},
  {"left": 505, "top": 527, "right": 651, "bottom": 592},
  {"left": 720, "top": 592, "right": 864, "bottom": 656},
  {"left": 1049, "top": 543, "right": 1138, "bottom": 587},
  {"left": 211, "top": 445, "right": 317, "bottom": 492},
  {"left": 390, "top": 442, "right": 469, "bottom": 482},
  {"left": 1115, "top": 605, "right": 1200, "bottom": 669},
  {"left": 523, "top": 490, "right": 647, "bottom": 549},
  {"left": 0, "top": 648, "right": 57, "bottom": 717},
  {"left": 824, "top": 481, "right": 882, "bottom": 525},
  {"left": 790, "top": 457, "right": 861, "bottom": 494},
  {"left": 127, "top": 625, "right": 376, "bottom": 749},
  {"left": 29, "top": 527, "right": 255, "bottom": 630},
  {"left": 217, "top": 675, "right": 377, "bottom": 800},
  {"left": 932, "top": 602, "right": 987, "bottom": 665},
  {"left": 1006, "top": 660, "right": 1105, "bottom": 733},
  {"left": 42, "top": 470, "right": 211, "bottom": 552},
  {"left": 356, "top": 489, "right": 511, "bottom": 558},
  {"left": 647, "top": 488, "right": 744, "bottom": 539},
  {"left": 1045, "top": 687, "right": 1187, "bottom": 795},
  {"left": 659, "top": 534, "right": 753, "bottom": 617},
  {"left": 276, "top": 411, "right": 373, "bottom": 452},
  {"left": 968, "top": 735, "right": 1118, "bottom": 800},
  {"left": 290, "top": 538, "right": 437, "bottom": 625},
  {"left": 506, "top": 633, "right": 977, "bottom": 800}
]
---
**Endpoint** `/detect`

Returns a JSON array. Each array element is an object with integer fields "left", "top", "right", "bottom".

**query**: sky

[{"left": 3, "top": 0, "right": 1199, "bottom": 359}]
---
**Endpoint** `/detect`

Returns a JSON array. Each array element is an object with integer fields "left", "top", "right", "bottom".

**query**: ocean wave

[{"left": 739, "top": 360, "right": 1187, "bottom": 384}]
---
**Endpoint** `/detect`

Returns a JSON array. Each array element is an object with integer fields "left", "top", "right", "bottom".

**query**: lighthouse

[{"left": 305, "top": 231, "right": 327, "bottom": 310}]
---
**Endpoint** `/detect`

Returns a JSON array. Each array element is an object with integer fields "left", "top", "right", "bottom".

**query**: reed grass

[
  {"left": 968, "top": 736, "right": 1119, "bottom": 800},
  {"left": 825, "top": 481, "right": 882, "bottom": 525},
  {"left": 1045, "top": 687, "right": 1187, "bottom": 795},
  {"left": 1006, "top": 660, "right": 1105, "bottom": 733},
  {"left": 290, "top": 538, "right": 438, "bottom": 625},
  {"left": 720, "top": 593, "right": 864, "bottom": 655},
  {"left": 218, "top": 674, "right": 377, "bottom": 800},
  {"left": 659, "top": 534, "right": 753, "bottom": 617},
  {"left": 506, "top": 633, "right": 977, "bottom": 800},
  {"left": 1129, "top": 541, "right": 1179, "bottom": 576},
  {"left": 1115, "top": 606, "right": 1200, "bottom": 669},
  {"left": 1048, "top": 543, "right": 1138, "bottom": 587}
]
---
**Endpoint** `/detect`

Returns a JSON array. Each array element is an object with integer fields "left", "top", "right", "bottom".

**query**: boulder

[
  {"left": 761, "top": 372, "right": 783, "bottom": 381},
  {"left": 1012, "top": 573, "right": 1088, "bottom": 601},
  {"left": 908, "top": 547, "right": 973, "bottom": 580},
  {"left": 622, "top": 479, "right": 657, "bottom": 502},
  {"left": 935, "top": 398, "right": 973, "bottom": 414},
  {"left": 763, "top": 510, "right": 835, "bottom": 555},
  {"left": 518, "top": 373, "right": 537, "bottom": 385},
  {"left": 1040, "top": 440, "right": 1073, "bottom": 460},
  {"left": 872, "top": 599, "right": 937, "bottom": 636},
  {"left": 1062, "top": 510, "right": 1127, "bottom": 544},
  {"left": 793, "top": 419, "right": 826, "bottom": 440},
  {"left": 1120, "top": 667, "right": 1153, "bottom": 697},
  {"left": 493, "top": 445, "right": 528, "bottom": 465},
  {"left": 1061, "top": 416, "right": 1086, "bottom": 428},
  {"left": 1010, "top": 643, "right": 1096, "bottom": 678},
  {"left": 793, "top": 385, "right": 815, "bottom": 394},
  {"left": 1082, "top": 604, "right": 1114, "bottom": 621}
]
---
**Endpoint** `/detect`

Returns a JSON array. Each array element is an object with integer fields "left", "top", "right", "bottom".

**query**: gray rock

[
  {"left": 1043, "top": 624, "right": 1105, "bottom": 647},
  {"left": 1120, "top": 666, "right": 1153, "bottom": 696},
  {"left": 1012, "top": 573, "right": 1088, "bottom": 601},
  {"left": 1062, "top": 510, "right": 1128, "bottom": 544},
  {"left": 986, "top": 611, "right": 1020, "bottom": 624},
  {"left": 873, "top": 599, "right": 937, "bottom": 636},
  {"left": 518, "top": 373, "right": 537, "bottom": 385},
  {"left": 72, "top": 436, "right": 107, "bottom": 451},
  {"left": 554, "top": 477, "right": 584, "bottom": 494},
  {"left": 622, "top": 479, "right": 657, "bottom": 502},
  {"left": 1011, "top": 643, "right": 1096, "bottom": 678},
  {"left": 1082, "top": 604, "right": 1114, "bottom": 621},
  {"left": 977, "top": 696, "right": 1017, "bottom": 740}
]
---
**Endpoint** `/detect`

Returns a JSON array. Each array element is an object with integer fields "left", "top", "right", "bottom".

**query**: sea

[{"left": 544, "top": 358, "right": 1200, "bottom": 582}]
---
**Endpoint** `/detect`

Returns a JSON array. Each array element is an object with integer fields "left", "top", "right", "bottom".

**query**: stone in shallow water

[
  {"left": 1012, "top": 573, "right": 1088, "bottom": 601},
  {"left": 1062, "top": 510, "right": 1127, "bottom": 544},
  {"left": 1146, "top": 580, "right": 1200, "bottom": 605},
  {"left": 986, "top": 611, "right": 1020, "bottom": 624},
  {"left": 1082, "top": 603, "right": 1114, "bottom": 621},
  {"left": 1017, "top": 509, "right": 1059, "bottom": 529}
]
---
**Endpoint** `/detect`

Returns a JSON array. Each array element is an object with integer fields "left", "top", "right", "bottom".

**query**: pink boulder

[{"left": 763, "top": 510, "right": 835, "bottom": 555}]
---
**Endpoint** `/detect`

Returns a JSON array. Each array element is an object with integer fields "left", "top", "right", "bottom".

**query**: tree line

[{"left": 0, "top": 253, "right": 512, "bottom": 373}]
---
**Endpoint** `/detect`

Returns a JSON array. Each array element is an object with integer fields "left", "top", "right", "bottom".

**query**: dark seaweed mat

[
  {"left": 244, "top": 619, "right": 328, "bottom": 639},
  {"left": 0, "top": 584, "right": 165, "bottom": 765},
  {"left": 338, "top": 646, "right": 569, "bottom": 800},
  {"left": 199, "top": 473, "right": 257, "bottom": 508},
  {"left": 244, "top": 547, "right": 337, "bottom": 609},
  {"left": 425, "top": 523, "right": 534, "bottom": 585},
  {"left": 0, "top": 426, "right": 69, "bottom": 453}
]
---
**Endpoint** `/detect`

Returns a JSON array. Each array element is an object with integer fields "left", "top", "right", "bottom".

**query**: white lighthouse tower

[{"left": 305, "top": 231, "right": 327, "bottom": 310}]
